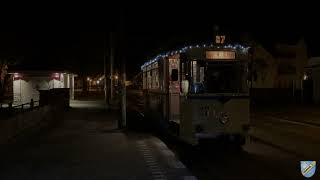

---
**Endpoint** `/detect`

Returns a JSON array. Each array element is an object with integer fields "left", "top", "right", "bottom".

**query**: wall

[
  {"left": 274, "top": 39, "right": 308, "bottom": 89},
  {"left": 0, "top": 105, "right": 61, "bottom": 145},
  {"left": 64, "top": 74, "right": 70, "bottom": 88},
  {"left": 70, "top": 74, "right": 74, "bottom": 100},
  {"left": 250, "top": 40, "right": 309, "bottom": 104},
  {"left": 13, "top": 73, "right": 75, "bottom": 104},
  {"left": 251, "top": 88, "right": 295, "bottom": 104},
  {"left": 252, "top": 39, "right": 308, "bottom": 90},
  {"left": 252, "top": 44, "right": 277, "bottom": 88},
  {"left": 14, "top": 79, "right": 44, "bottom": 104},
  {"left": 14, "top": 77, "right": 51, "bottom": 105},
  {"left": 50, "top": 79, "right": 64, "bottom": 88},
  {"left": 0, "top": 88, "right": 69, "bottom": 145}
]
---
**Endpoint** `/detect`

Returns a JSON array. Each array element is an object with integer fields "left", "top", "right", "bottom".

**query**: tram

[{"left": 141, "top": 41, "right": 251, "bottom": 146}]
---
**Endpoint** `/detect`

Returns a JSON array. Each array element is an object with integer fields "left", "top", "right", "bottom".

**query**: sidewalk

[{"left": 0, "top": 101, "right": 195, "bottom": 180}]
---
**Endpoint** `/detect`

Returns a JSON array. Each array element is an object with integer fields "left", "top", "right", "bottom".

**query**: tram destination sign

[{"left": 206, "top": 51, "right": 236, "bottom": 60}]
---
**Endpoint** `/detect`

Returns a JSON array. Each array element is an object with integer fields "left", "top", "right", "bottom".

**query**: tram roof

[{"left": 141, "top": 43, "right": 250, "bottom": 70}]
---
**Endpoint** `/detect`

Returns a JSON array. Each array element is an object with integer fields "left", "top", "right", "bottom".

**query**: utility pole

[
  {"left": 121, "top": 56, "right": 126, "bottom": 128},
  {"left": 109, "top": 32, "right": 114, "bottom": 105},
  {"left": 119, "top": 11, "right": 126, "bottom": 129},
  {"left": 301, "top": 79, "right": 304, "bottom": 104},
  {"left": 104, "top": 32, "right": 108, "bottom": 106}
]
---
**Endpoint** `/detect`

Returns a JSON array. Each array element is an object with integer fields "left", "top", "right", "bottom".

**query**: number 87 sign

[{"left": 216, "top": 35, "right": 226, "bottom": 44}]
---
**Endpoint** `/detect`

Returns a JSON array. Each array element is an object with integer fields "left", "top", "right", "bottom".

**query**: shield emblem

[{"left": 300, "top": 161, "right": 316, "bottom": 178}]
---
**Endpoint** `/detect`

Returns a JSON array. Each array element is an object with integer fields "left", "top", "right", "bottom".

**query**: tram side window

[
  {"left": 192, "top": 61, "right": 197, "bottom": 83},
  {"left": 143, "top": 71, "right": 146, "bottom": 89},
  {"left": 147, "top": 71, "right": 152, "bottom": 89},
  {"left": 152, "top": 68, "right": 159, "bottom": 89},
  {"left": 152, "top": 69, "right": 155, "bottom": 88},
  {"left": 200, "top": 67, "right": 205, "bottom": 82},
  {"left": 191, "top": 61, "right": 205, "bottom": 83},
  {"left": 181, "top": 62, "right": 185, "bottom": 80},
  {"left": 171, "top": 69, "right": 178, "bottom": 81}
]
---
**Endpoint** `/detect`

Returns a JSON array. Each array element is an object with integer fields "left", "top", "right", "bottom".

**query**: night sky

[{"left": 1, "top": 5, "right": 319, "bottom": 78}]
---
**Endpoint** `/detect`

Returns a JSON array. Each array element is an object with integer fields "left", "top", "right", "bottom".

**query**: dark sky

[{"left": 1, "top": 5, "right": 319, "bottom": 78}]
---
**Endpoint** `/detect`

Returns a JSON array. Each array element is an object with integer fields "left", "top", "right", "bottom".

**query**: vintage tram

[{"left": 141, "top": 43, "right": 250, "bottom": 146}]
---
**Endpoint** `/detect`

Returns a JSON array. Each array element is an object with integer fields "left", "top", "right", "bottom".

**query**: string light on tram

[{"left": 141, "top": 43, "right": 250, "bottom": 70}]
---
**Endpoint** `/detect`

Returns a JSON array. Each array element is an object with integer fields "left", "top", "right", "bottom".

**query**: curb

[{"left": 268, "top": 116, "right": 320, "bottom": 128}]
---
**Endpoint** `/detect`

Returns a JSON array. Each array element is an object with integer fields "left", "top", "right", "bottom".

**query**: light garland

[{"left": 141, "top": 43, "right": 250, "bottom": 70}]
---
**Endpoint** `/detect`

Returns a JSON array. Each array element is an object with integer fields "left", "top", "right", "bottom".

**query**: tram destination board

[{"left": 206, "top": 51, "right": 236, "bottom": 60}]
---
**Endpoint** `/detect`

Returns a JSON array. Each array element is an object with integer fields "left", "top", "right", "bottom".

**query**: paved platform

[{"left": 0, "top": 101, "right": 196, "bottom": 180}]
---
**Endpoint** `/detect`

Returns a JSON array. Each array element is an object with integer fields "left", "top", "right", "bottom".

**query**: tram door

[{"left": 168, "top": 58, "right": 180, "bottom": 125}]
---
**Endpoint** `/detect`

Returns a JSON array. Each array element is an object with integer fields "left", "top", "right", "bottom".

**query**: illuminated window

[
  {"left": 200, "top": 67, "right": 205, "bottom": 82},
  {"left": 192, "top": 61, "right": 197, "bottom": 83},
  {"left": 149, "top": 62, "right": 159, "bottom": 89}
]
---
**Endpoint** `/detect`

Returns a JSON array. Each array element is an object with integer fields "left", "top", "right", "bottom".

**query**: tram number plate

[{"left": 199, "top": 105, "right": 210, "bottom": 118}]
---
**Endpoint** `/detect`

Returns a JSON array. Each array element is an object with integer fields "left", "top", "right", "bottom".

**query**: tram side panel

[
  {"left": 168, "top": 57, "right": 181, "bottom": 133},
  {"left": 142, "top": 58, "right": 170, "bottom": 132}
]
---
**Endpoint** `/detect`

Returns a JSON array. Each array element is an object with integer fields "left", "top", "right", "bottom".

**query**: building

[
  {"left": 253, "top": 38, "right": 308, "bottom": 88},
  {"left": 251, "top": 38, "right": 309, "bottom": 103},
  {"left": 8, "top": 70, "right": 76, "bottom": 105}
]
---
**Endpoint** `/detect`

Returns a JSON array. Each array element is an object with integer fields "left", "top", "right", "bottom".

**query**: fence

[
  {"left": 0, "top": 99, "right": 40, "bottom": 120},
  {"left": 250, "top": 88, "right": 314, "bottom": 105}
]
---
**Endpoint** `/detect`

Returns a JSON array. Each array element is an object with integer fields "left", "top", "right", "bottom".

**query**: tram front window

[{"left": 202, "top": 63, "right": 246, "bottom": 93}]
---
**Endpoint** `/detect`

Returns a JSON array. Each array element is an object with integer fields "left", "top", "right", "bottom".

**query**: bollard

[{"left": 30, "top": 99, "right": 34, "bottom": 109}]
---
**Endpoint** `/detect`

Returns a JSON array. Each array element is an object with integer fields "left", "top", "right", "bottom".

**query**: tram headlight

[{"left": 219, "top": 112, "right": 230, "bottom": 125}]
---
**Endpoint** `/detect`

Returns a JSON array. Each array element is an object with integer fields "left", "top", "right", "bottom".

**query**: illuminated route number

[{"left": 216, "top": 35, "right": 225, "bottom": 44}]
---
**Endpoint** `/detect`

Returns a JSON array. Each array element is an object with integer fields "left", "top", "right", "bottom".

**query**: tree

[
  {"left": 0, "top": 60, "right": 9, "bottom": 98},
  {"left": 0, "top": 58, "right": 19, "bottom": 100}
]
